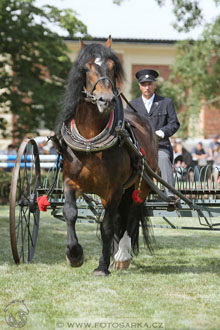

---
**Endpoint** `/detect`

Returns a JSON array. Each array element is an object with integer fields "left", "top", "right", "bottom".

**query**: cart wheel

[{"left": 9, "top": 138, "right": 41, "bottom": 264}]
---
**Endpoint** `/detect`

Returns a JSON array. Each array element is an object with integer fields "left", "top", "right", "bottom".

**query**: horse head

[
  {"left": 83, "top": 37, "right": 118, "bottom": 113},
  {"left": 54, "top": 36, "right": 124, "bottom": 138}
]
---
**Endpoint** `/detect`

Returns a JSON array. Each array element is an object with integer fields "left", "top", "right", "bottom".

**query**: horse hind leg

[
  {"left": 114, "top": 203, "right": 152, "bottom": 270},
  {"left": 113, "top": 186, "right": 153, "bottom": 270},
  {"left": 63, "top": 183, "right": 84, "bottom": 267},
  {"left": 113, "top": 231, "right": 131, "bottom": 270},
  {"left": 113, "top": 186, "right": 133, "bottom": 270}
]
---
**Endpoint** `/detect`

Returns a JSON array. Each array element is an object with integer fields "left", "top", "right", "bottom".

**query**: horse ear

[
  {"left": 80, "top": 38, "right": 86, "bottom": 49},
  {"left": 105, "top": 35, "right": 112, "bottom": 48}
]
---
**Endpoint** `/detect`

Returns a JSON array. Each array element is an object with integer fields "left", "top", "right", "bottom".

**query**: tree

[
  {"left": 115, "top": 0, "right": 220, "bottom": 137},
  {"left": 156, "top": 14, "right": 220, "bottom": 137},
  {"left": 114, "top": 0, "right": 220, "bottom": 33},
  {"left": 0, "top": 0, "right": 89, "bottom": 140}
]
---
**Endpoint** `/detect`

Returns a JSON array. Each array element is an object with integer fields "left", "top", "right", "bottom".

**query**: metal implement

[{"left": 9, "top": 134, "right": 220, "bottom": 264}]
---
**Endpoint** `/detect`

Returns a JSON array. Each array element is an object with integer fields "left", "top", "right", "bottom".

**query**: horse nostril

[
  {"left": 98, "top": 93, "right": 115, "bottom": 103},
  {"left": 98, "top": 97, "right": 105, "bottom": 103},
  {"left": 97, "top": 96, "right": 110, "bottom": 105}
]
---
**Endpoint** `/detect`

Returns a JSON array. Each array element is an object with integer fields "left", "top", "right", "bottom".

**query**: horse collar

[{"left": 61, "top": 95, "right": 124, "bottom": 153}]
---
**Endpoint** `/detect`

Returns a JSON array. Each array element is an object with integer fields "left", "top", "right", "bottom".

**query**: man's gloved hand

[{"left": 155, "top": 130, "right": 165, "bottom": 140}]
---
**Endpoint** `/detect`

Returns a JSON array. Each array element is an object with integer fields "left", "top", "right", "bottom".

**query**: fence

[{"left": 0, "top": 155, "right": 58, "bottom": 168}]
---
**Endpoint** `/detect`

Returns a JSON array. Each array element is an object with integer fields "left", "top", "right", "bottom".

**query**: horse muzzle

[{"left": 96, "top": 93, "right": 116, "bottom": 113}]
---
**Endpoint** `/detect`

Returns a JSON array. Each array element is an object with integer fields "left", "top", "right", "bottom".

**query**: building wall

[
  {"left": 202, "top": 104, "right": 220, "bottom": 138},
  {"left": 65, "top": 39, "right": 176, "bottom": 100},
  {"left": 132, "top": 64, "right": 171, "bottom": 81}
]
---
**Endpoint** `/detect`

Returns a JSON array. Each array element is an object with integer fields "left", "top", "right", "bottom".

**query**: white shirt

[
  {"left": 142, "top": 93, "right": 155, "bottom": 113},
  {"left": 142, "top": 93, "right": 165, "bottom": 139}
]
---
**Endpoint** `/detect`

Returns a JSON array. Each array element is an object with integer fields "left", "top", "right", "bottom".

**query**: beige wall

[{"left": 65, "top": 39, "right": 177, "bottom": 100}]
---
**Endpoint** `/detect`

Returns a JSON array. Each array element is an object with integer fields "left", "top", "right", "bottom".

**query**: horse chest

[{"left": 67, "top": 149, "right": 130, "bottom": 188}]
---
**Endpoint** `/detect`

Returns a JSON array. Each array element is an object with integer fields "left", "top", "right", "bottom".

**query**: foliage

[
  {"left": 114, "top": 0, "right": 218, "bottom": 32},
  {"left": 0, "top": 0, "right": 89, "bottom": 141},
  {"left": 123, "top": 0, "right": 220, "bottom": 138},
  {"left": 165, "top": 0, "right": 202, "bottom": 32},
  {"left": 130, "top": 80, "right": 141, "bottom": 99},
  {"left": 162, "top": 16, "right": 220, "bottom": 137},
  {"left": 0, "top": 171, "right": 11, "bottom": 202}
]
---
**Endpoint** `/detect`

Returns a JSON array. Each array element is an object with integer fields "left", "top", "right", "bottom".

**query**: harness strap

[{"left": 119, "top": 91, "right": 137, "bottom": 113}]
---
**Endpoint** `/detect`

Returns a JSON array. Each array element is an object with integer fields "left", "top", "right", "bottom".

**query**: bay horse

[{"left": 54, "top": 36, "right": 158, "bottom": 276}]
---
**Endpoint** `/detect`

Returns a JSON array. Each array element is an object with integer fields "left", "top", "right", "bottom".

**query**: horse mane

[{"left": 54, "top": 42, "right": 125, "bottom": 137}]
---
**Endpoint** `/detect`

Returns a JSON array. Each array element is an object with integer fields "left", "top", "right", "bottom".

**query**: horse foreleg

[{"left": 63, "top": 182, "right": 84, "bottom": 267}]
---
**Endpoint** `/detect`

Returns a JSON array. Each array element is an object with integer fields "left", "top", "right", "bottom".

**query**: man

[
  {"left": 126, "top": 69, "right": 180, "bottom": 201},
  {"left": 208, "top": 134, "right": 220, "bottom": 161},
  {"left": 191, "top": 142, "right": 207, "bottom": 181},
  {"left": 191, "top": 142, "right": 207, "bottom": 166},
  {"left": 173, "top": 140, "right": 193, "bottom": 181}
]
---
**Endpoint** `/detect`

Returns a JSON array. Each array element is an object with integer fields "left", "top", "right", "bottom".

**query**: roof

[{"left": 64, "top": 37, "right": 178, "bottom": 45}]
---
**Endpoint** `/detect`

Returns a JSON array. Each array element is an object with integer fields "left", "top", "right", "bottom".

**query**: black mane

[{"left": 54, "top": 43, "right": 124, "bottom": 137}]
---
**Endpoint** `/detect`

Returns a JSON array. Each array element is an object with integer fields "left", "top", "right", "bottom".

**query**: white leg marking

[{"left": 114, "top": 231, "right": 131, "bottom": 262}]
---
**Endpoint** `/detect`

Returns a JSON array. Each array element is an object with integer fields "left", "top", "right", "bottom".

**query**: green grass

[{"left": 1, "top": 205, "right": 220, "bottom": 329}]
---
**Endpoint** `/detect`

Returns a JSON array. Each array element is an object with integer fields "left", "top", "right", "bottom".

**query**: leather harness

[{"left": 61, "top": 90, "right": 125, "bottom": 153}]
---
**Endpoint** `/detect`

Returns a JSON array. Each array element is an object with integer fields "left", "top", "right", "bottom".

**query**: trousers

[{"left": 158, "top": 149, "right": 175, "bottom": 197}]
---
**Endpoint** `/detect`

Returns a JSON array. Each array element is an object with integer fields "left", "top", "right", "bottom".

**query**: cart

[{"left": 9, "top": 134, "right": 220, "bottom": 264}]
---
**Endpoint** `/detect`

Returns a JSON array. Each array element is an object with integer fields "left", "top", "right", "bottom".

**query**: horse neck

[{"left": 75, "top": 102, "right": 111, "bottom": 139}]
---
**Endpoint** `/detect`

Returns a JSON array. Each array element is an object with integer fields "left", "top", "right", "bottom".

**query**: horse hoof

[
  {"left": 66, "top": 254, "right": 84, "bottom": 268},
  {"left": 93, "top": 268, "right": 110, "bottom": 276},
  {"left": 113, "top": 259, "right": 131, "bottom": 270}
]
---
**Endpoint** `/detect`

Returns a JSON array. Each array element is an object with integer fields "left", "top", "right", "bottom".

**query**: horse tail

[{"left": 129, "top": 203, "right": 154, "bottom": 255}]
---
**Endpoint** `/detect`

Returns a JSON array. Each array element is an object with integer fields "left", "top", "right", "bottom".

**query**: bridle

[
  {"left": 61, "top": 75, "right": 124, "bottom": 152},
  {"left": 82, "top": 76, "right": 120, "bottom": 104}
]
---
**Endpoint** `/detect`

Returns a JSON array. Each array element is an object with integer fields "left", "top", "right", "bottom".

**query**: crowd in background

[
  {"left": 0, "top": 144, "right": 17, "bottom": 156},
  {"left": 37, "top": 141, "right": 57, "bottom": 155},
  {"left": 172, "top": 134, "right": 220, "bottom": 182},
  {"left": 0, "top": 141, "right": 57, "bottom": 157}
]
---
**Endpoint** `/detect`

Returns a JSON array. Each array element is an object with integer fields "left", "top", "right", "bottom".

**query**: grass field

[{"left": 1, "top": 205, "right": 220, "bottom": 330}]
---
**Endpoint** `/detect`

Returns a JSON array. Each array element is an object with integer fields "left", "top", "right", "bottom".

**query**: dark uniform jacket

[{"left": 126, "top": 93, "right": 180, "bottom": 160}]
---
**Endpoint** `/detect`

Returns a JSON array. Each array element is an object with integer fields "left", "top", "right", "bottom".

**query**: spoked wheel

[{"left": 9, "top": 138, "right": 41, "bottom": 264}]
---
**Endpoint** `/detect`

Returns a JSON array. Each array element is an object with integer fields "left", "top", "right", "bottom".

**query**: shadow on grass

[
  {"left": 132, "top": 258, "right": 220, "bottom": 275},
  {"left": 35, "top": 235, "right": 100, "bottom": 265},
  {"left": 153, "top": 234, "right": 220, "bottom": 250}
]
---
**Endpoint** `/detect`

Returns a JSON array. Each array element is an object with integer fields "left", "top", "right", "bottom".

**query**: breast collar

[{"left": 61, "top": 94, "right": 124, "bottom": 153}]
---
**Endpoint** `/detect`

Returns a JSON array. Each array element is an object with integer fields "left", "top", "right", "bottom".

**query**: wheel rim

[{"left": 10, "top": 138, "right": 41, "bottom": 264}]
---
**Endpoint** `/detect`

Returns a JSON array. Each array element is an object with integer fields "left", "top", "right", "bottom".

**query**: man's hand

[{"left": 155, "top": 130, "right": 165, "bottom": 139}]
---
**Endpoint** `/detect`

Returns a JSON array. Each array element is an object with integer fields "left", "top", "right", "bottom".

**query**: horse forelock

[
  {"left": 54, "top": 42, "right": 124, "bottom": 136},
  {"left": 77, "top": 43, "right": 124, "bottom": 81}
]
